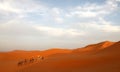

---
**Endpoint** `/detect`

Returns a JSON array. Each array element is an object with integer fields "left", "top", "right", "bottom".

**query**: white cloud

[
  {"left": 98, "top": 18, "right": 120, "bottom": 32},
  {"left": 50, "top": 8, "right": 64, "bottom": 23},
  {"left": 0, "top": 0, "right": 48, "bottom": 18},
  {"left": 0, "top": 0, "right": 120, "bottom": 51},
  {"left": 65, "top": 0, "right": 120, "bottom": 33},
  {"left": 101, "top": 24, "right": 120, "bottom": 32},
  {"left": 34, "top": 25, "right": 85, "bottom": 37},
  {"left": 0, "top": 0, "right": 64, "bottom": 24},
  {"left": 66, "top": 0, "right": 118, "bottom": 18},
  {"left": 54, "top": 17, "right": 63, "bottom": 23},
  {"left": 76, "top": 18, "right": 120, "bottom": 33},
  {"left": 89, "top": 23, "right": 120, "bottom": 32},
  {"left": 0, "top": 0, "right": 21, "bottom": 13},
  {"left": 67, "top": 11, "right": 97, "bottom": 18},
  {"left": 0, "top": 0, "right": 119, "bottom": 34}
]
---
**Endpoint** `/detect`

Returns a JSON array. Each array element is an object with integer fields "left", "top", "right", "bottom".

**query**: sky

[{"left": 0, "top": 0, "right": 120, "bottom": 51}]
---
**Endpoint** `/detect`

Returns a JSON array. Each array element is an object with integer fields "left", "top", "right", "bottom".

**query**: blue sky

[{"left": 0, "top": 0, "right": 120, "bottom": 51}]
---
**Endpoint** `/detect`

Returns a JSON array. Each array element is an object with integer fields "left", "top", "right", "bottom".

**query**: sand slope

[{"left": 0, "top": 41, "right": 120, "bottom": 72}]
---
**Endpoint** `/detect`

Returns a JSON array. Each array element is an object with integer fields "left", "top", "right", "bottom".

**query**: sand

[{"left": 0, "top": 41, "right": 120, "bottom": 72}]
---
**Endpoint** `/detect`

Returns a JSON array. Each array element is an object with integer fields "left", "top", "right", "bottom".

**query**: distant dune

[{"left": 0, "top": 41, "right": 120, "bottom": 72}]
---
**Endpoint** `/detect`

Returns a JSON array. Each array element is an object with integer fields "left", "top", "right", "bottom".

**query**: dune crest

[{"left": 72, "top": 41, "right": 115, "bottom": 54}]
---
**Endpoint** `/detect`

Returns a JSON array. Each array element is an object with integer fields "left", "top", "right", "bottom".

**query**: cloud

[
  {"left": 0, "top": 0, "right": 65, "bottom": 24},
  {"left": 65, "top": 0, "right": 120, "bottom": 33},
  {"left": 0, "top": 0, "right": 48, "bottom": 21},
  {"left": 34, "top": 25, "right": 85, "bottom": 37},
  {"left": 0, "top": 18, "right": 85, "bottom": 37},
  {"left": 76, "top": 17, "right": 120, "bottom": 33},
  {"left": 50, "top": 8, "right": 64, "bottom": 23},
  {"left": 0, "top": 0, "right": 21, "bottom": 13},
  {"left": 0, "top": 18, "right": 43, "bottom": 37},
  {"left": 98, "top": 18, "right": 120, "bottom": 32},
  {"left": 65, "top": 0, "right": 118, "bottom": 18},
  {"left": 0, "top": 0, "right": 120, "bottom": 51},
  {"left": 0, "top": 0, "right": 46, "bottom": 13},
  {"left": 0, "top": 0, "right": 119, "bottom": 36},
  {"left": 101, "top": 24, "right": 120, "bottom": 32}
]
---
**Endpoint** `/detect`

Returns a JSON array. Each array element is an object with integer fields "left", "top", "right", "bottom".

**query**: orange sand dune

[
  {"left": 0, "top": 41, "right": 120, "bottom": 72},
  {"left": 72, "top": 41, "right": 115, "bottom": 54}
]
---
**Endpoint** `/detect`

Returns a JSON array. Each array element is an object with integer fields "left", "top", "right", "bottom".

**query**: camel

[
  {"left": 37, "top": 55, "right": 44, "bottom": 60},
  {"left": 18, "top": 59, "right": 28, "bottom": 66},
  {"left": 29, "top": 57, "right": 34, "bottom": 63},
  {"left": 17, "top": 56, "right": 44, "bottom": 66},
  {"left": 18, "top": 61, "right": 24, "bottom": 66},
  {"left": 41, "top": 56, "right": 44, "bottom": 60},
  {"left": 24, "top": 59, "right": 27, "bottom": 64}
]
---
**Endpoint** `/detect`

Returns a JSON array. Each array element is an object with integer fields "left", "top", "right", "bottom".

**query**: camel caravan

[{"left": 18, "top": 55, "right": 44, "bottom": 66}]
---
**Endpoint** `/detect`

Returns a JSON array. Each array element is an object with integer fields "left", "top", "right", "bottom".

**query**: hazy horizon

[{"left": 0, "top": 0, "right": 120, "bottom": 51}]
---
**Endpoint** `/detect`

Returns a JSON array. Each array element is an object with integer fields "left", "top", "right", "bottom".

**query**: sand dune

[{"left": 0, "top": 41, "right": 120, "bottom": 72}]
